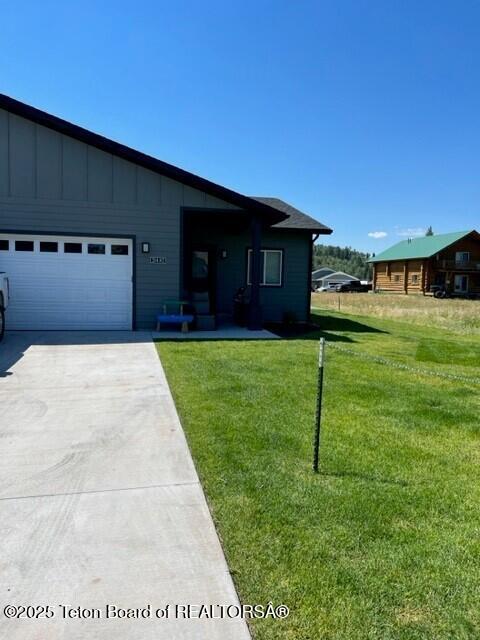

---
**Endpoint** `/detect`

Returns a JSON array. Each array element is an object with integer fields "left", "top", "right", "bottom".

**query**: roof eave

[
  {"left": 274, "top": 225, "right": 333, "bottom": 234},
  {"left": 368, "top": 255, "right": 430, "bottom": 263}
]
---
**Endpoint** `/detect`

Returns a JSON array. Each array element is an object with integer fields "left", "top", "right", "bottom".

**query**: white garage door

[{"left": 0, "top": 234, "right": 133, "bottom": 330}]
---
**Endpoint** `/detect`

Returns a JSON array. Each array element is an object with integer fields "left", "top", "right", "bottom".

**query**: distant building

[
  {"left": 369, "top": 230, "right": 480, "bottom": 295},
  {"left": 311, "top": 266, "right": 335, "bottom": 289},
  {"left": 317, "top": 271, "right": 360, "bottom": 289}
]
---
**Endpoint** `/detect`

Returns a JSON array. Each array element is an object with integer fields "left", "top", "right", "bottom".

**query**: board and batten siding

[{"left": 0, "top": 108, "right": 238, "bottom": 328}]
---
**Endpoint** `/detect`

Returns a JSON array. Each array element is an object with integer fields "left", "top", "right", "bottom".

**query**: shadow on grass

[
  {"left": 266, "top": 314, "right": 389, "bottom": 342},
  {"left": 320, "top": 469, "right": 409, "bottom": 487},
  {"left": 311, "top": 314, "right": 389, "bottom": 335}
]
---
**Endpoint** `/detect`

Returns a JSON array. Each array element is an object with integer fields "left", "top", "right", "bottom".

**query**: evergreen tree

[{"left": 313, "top": 244, "right": 372, "bottom": 279}]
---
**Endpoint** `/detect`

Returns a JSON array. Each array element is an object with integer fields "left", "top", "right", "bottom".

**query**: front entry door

[
  {"left": 454, "top": 274, "right": 468, "bottom": 293},
  {"left": 189, "top": 247, "right": 216, "bottom": 312}
]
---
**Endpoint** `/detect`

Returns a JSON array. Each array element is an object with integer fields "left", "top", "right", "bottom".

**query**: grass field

[
  {"left": 312, "top": 292, "right": 480, "bottom": 335},
  {"left": 156, "top": 310, "right": 480, "bottom": 640}
]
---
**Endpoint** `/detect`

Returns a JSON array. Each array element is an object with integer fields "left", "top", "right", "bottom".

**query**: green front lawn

[{"left": 156, "top": 311, "right": 480, "bottom": 640}]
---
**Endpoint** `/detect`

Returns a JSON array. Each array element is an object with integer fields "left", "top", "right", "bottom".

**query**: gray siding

[{"left": 0, "top": 108, "right": 311, "bottom": 327}]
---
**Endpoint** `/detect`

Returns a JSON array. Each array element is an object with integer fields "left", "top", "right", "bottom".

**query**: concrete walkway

[
  {"left": 0, "top": 332, "right": 251, "bottom": 640},
  {"left": 152, "top": 324, "right": 279, "bottom": 340}
]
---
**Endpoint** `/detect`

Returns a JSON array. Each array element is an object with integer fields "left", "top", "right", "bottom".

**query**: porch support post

[{"left": 248, "top": 214, "right": 263, "bottom": 330}]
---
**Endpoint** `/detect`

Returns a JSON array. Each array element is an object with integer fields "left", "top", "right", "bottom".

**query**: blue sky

[{"left": 1, "top": 1, "right": 479, "bottom": 252}]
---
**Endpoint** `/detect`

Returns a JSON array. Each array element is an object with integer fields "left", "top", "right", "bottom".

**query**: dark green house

[{"left": 0, "top": 94, "right": 332, "bottom": 330}]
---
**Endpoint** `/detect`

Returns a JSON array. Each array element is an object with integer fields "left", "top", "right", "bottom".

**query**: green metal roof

[{"left": 368, "top": 230, "right": 475, "bottom": 263}]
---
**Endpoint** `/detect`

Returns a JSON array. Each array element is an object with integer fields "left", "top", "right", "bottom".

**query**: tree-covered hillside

[{"left": 313, "top": 244, "right": 372, "bottom": 280}]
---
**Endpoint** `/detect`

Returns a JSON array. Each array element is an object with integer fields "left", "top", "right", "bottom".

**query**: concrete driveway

[{"left": 0, "top": 332, "right": 251, "bottom": 640}]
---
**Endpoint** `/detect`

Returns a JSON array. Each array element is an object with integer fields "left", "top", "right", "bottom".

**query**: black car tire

[{"left": 0, "top": 307, "right": 4, "bottom": 343}]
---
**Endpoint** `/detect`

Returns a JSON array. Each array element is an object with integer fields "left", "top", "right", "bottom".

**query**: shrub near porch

[{"left": 156, "top": 312, "right": 480, "bottom": 640}]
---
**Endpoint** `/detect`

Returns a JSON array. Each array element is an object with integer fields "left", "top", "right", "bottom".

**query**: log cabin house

[{"left": 369, "top": 230, "right": 480, "bottom": 296}]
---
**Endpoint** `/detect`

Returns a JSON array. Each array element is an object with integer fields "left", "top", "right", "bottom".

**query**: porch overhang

[
  {"left": 181, "top": 208, "right": 269, "bottom": 331},
  {"left": 181, "top": 205, "right": 286, "bottom": 228}
]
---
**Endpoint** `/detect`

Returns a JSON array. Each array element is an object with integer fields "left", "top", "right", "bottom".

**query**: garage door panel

[
  {"left": 11, "top": 282, "right": 129, "bottom": 304},
  {"left": 6, "top": 308, "right": 131, "bottom": 330},
  {"left": 8, "top": 259, "right": 131, "bottom": 280},
  {"left": 0, "top": 234, "right": 133, "bottom": 330}
]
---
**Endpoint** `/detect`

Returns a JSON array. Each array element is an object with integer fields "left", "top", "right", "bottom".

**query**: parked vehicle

[
  {"left": 430, "top": 284, "right": 479, "bottom": 300},
  {"left": 316, "top": 283, "right": 339, "bottom": 292},
  {"left": 335, "top": 281, "right": 371, "bottom": 293},
  {"left": 0, "top": 272, "right": 9, "bottom": 342}
]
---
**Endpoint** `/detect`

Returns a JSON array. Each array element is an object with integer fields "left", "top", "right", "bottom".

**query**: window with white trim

[{"left": 247, "top": 249, "right": 283, "bottom": 286}]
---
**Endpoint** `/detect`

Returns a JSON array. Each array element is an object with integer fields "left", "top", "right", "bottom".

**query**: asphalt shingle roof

[
  {"left": 252, "top": 197, "right": 332, "bottom": 233},
  {"left": 368, "top": 231, "right": 476, "bottom": 263},
  {"left": 312, "top": 267, "right": 335, "bottom": 278}
]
